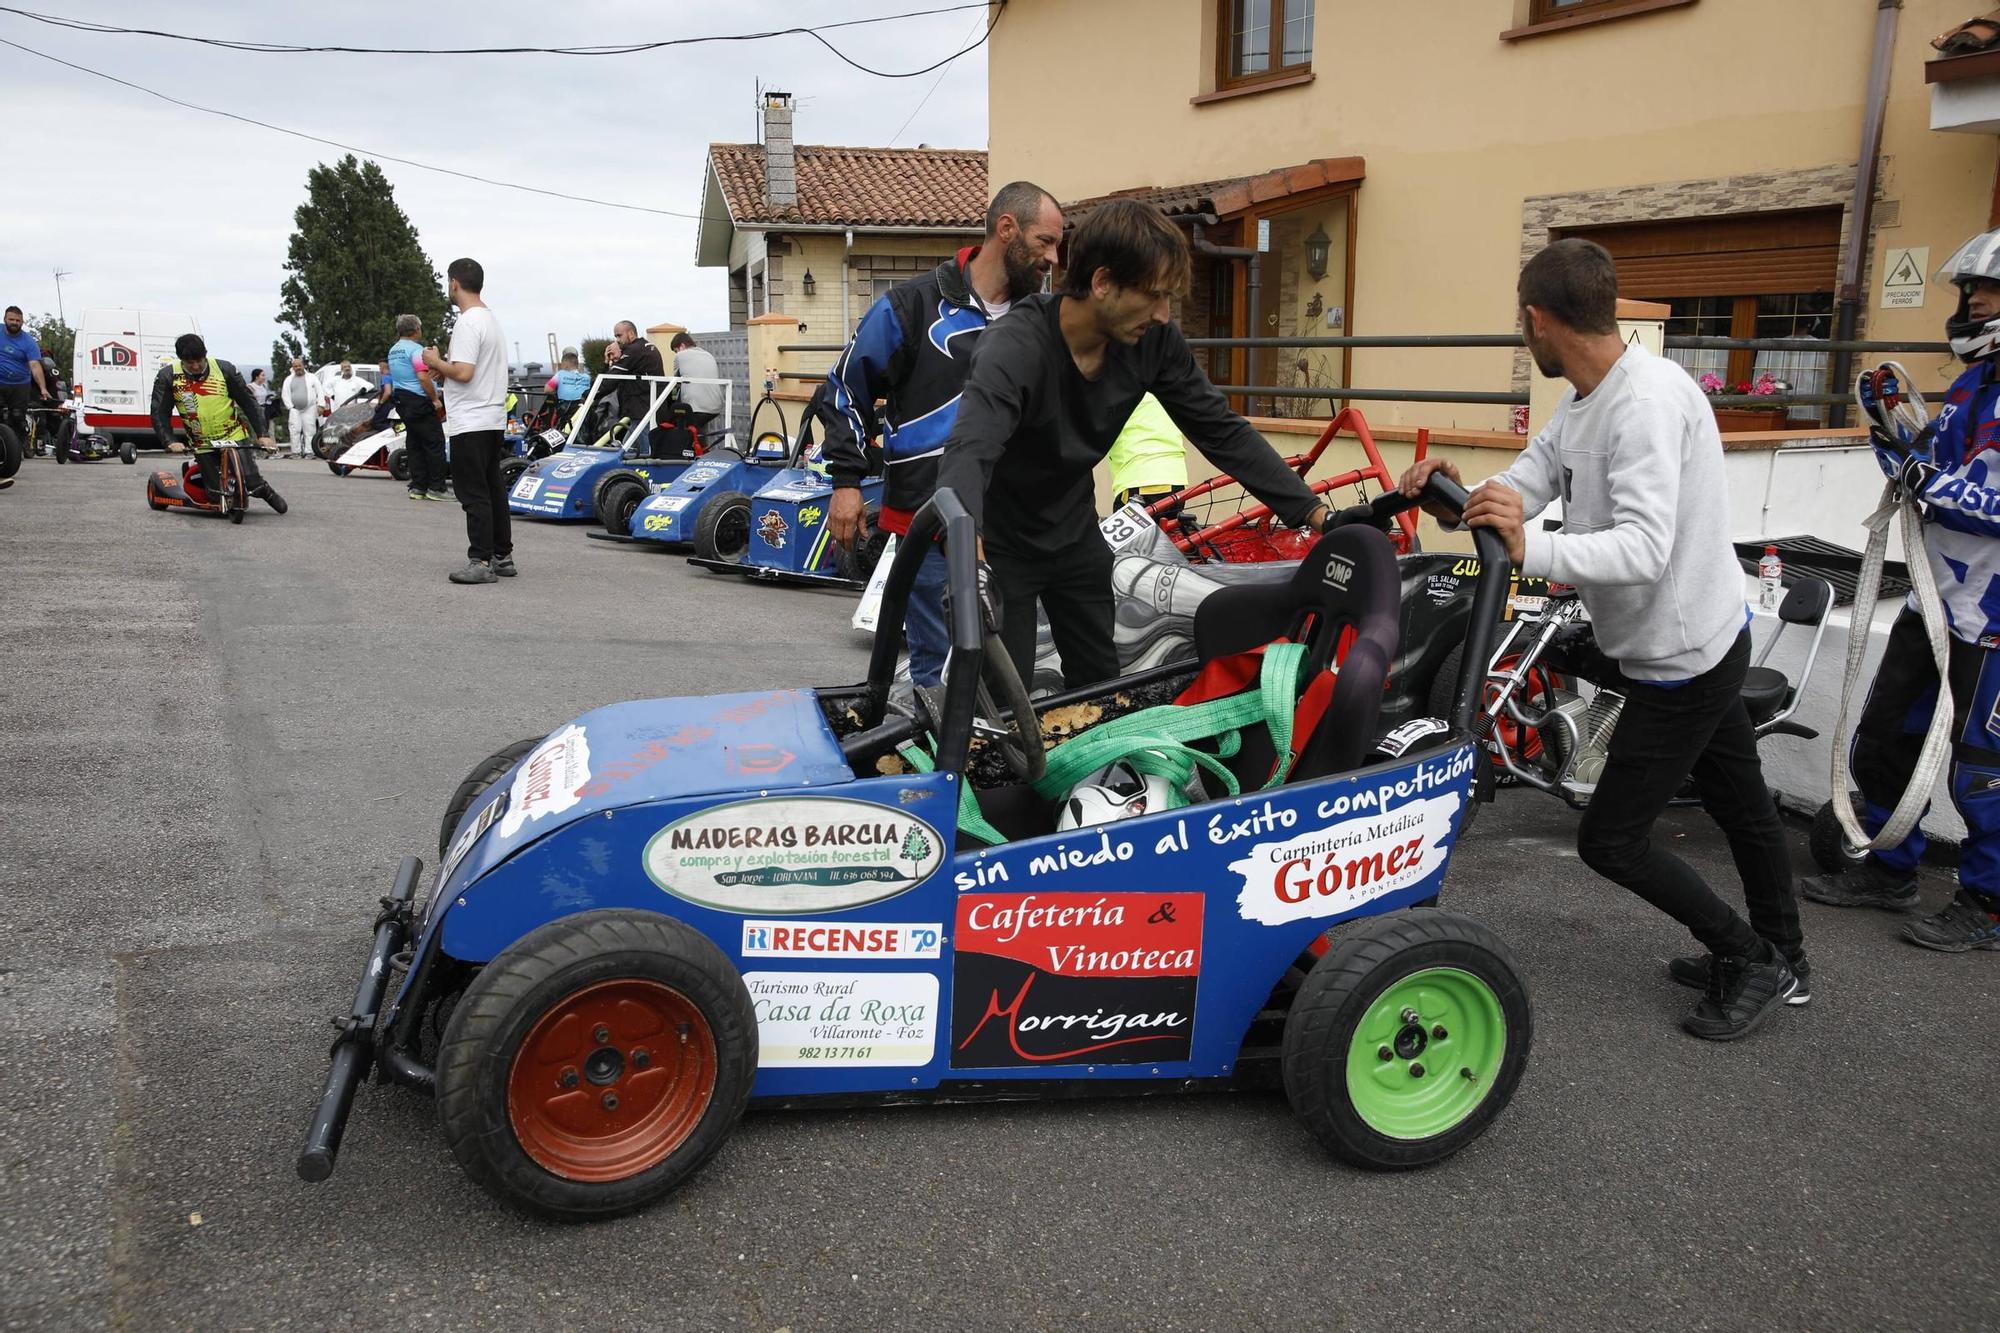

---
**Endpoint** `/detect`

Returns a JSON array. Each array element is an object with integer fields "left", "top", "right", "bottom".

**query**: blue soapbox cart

[{"left": 300, "top": 481, "right": 1531, "bottom": 1220}]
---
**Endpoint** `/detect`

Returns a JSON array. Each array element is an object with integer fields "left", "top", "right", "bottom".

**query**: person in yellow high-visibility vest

[
  {"left": 1107, "top": 391, "right": 1188, "bottom": 517},
  {"left": 148, "top": 333, "right": 287, "bottom": 513}
]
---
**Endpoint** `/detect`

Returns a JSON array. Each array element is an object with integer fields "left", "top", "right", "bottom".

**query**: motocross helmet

[{"left": 1938, "top": 228, "right": 2000, "bottom": 362}]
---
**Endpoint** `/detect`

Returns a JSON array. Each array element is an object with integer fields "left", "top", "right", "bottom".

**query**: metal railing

[{"left": 769, "top": 332, "right": 1956, "bottom": 415}]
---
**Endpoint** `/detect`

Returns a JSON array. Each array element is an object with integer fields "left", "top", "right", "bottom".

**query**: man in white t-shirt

[{"left": 425, "top": 257, "right": 514, "bottom": 584}]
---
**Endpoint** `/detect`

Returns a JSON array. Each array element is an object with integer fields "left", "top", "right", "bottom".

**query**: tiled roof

[
  {"left": 708, "top": 143, "right": 988, "bottom": 228},
  {"left": 1063, "top": 157, "right": 1366, "bottom": 224}
]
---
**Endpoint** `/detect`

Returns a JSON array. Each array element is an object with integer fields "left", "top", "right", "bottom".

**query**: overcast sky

[{"left": 2, "top": 1, "right": 990, "bottom": 370}]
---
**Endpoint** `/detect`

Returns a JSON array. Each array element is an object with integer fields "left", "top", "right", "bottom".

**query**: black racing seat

[
  {"left": 1191, "top": 523, "right": 1403, "bottom": 784},
  {"left": 1740, "top": 571, "right": 1834, "bottom": 728}
]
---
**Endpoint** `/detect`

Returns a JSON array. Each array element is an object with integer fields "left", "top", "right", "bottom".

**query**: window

[
  {"left": 1660, "top": 292, "right": 1834, "bottom": 422},
  {"left": 1218, "top": 0, "right": 1313, "bottom": 91},
  {"left": 1530, "top": 0, "right": 1633, "bottom": 20}
]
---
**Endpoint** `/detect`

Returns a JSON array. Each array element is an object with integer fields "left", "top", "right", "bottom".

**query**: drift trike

[
  {"left": 144, "top": 441, "right": 255, "bottom": 522},
  {"left": 506, "top": 373, "right": 728, "bottom": 522},
  {"left": 300, "top": 481, "right": 1531, "bottom": 1220}
]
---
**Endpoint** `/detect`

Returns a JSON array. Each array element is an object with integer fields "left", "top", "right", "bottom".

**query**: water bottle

[{"left": 1758, "top": 544, "right": 1783, "bottom": 611}]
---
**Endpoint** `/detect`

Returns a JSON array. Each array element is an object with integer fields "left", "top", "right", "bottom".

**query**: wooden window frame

[
  {"left": 1215, "top": 0, "right": 1313, "bottom": 95},
  {"left": 1503, "top": 0, "right": 1696, "bottom": 42},
  {"left": 1529, "top": 0, "right": 1629, "bottom": 22}
]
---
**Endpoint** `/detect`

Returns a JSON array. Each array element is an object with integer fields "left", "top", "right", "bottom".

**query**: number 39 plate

[{"left": 1097, "top": 500, "right": 1157, "bottom": 553}]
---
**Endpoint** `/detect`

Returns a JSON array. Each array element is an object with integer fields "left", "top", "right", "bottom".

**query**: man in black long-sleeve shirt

[{"left": 937, "top": 198, "right": 1330, "bottom": 689}]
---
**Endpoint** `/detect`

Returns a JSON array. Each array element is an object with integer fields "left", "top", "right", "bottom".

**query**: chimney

[{"left": 763, "top": 90, "right": 795, "bottom": 211}]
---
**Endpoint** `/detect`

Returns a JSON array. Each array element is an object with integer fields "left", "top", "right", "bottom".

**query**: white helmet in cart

[
  {"left": 1056, "top": 761, "right": 1179, "bottom": 831},
  {"left": 1938, "top": 229, "right": 2000, "bottom": 362}
]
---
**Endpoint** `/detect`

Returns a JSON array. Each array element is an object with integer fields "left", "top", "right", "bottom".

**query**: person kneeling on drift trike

[
  {"left": 1402, "top": 239, "right": 1805, "bottom": 1040},
  {"left": 149, "top": 333, "right": 288, "bottom": 514}
]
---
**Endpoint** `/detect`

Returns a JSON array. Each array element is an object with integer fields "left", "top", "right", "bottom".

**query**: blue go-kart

[
  {"left": 300, "top": 479, "right": 1531, "bottom": 1220},
  {"left": 506, "top": 373, "right": 727, "bottom": 523}
]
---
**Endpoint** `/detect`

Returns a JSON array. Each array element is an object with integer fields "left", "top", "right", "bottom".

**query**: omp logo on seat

[{"left": 1322, "top": 555, "right": 1355, "bottom": 591}]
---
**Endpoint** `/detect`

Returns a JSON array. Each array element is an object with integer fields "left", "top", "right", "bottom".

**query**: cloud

[{"left": 2, "top": 0, "right": 990, "bottom": 369}]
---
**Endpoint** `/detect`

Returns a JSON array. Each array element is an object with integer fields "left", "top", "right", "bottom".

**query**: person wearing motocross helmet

[
  {"left": 149, "top": 333, "right": 288, "bottom": 513},
  {"left": 1801, "top": 228, "right": 2000, "bottom": 954},
  {"left": 819, "top": 181, "right": 1065, "bottom": 688}
]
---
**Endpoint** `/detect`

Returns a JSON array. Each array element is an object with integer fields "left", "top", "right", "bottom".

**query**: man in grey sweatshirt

[{"left": 1402, "top": 238, "right": 1804, "bottom": 1042}]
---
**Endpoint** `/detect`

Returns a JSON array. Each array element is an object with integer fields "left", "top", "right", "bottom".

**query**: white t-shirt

[{"left": 441, "top": 304, "right": 508, "bottom": 437}]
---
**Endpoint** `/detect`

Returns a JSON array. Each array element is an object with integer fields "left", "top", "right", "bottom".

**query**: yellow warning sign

[{"left": 1881, "top": 246, "right": 1928, "bottom": 310}]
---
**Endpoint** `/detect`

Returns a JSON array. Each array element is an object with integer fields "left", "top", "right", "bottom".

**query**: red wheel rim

[
  {"left": 506, "top": 979, "right": 718, "bottom": 1183},
  {"left": 1484, "top": 652, "right": 1559, "bottom": 765}
]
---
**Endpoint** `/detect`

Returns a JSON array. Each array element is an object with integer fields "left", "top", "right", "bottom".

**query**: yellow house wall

[
  {"left": 756, "top": 230, "right": 976, "bottom": 378},
  {"left": 990, "top": 0, "right": 1997, "bottom": 430}
]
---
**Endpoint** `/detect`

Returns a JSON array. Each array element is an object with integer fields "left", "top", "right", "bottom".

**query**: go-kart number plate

[
  {"left": 1098, "top": 500, "right": 1156, "bottom": 553},
  {"left": 512, "top": 475, "right": 543, "bottom": 499},
  {"left": 541, "top": 428, "right": 566, "bottom": 448},
  {"left": 648, "top": 496, "right": 691, "bottom": 513},
  {"left": 441, "top": 791, "right": 507, "bottom": 880}
]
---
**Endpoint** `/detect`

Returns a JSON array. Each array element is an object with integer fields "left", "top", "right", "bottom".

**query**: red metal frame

[{"left": 1144, "top": 409, "right": 1422, "bottom": 563}]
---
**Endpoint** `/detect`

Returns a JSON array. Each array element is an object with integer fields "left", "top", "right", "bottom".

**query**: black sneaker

[
  {"left": 491, "top": 556, "right": 517, "bottom": 578},
  {"left": 1669, "top": 947, "right": 1812, "bottom": 1005},
  {"left": 1800, "top": 859, "right": 1920, "bottom": 912},
  {"left": 259, "top": 486, "right": 289, "bottom": 515},
  {"left": 1901, "top": 889, "right": 2000, "bottom": 953},
  {"left": 1681, "top": 949, "right": 1796, "bottom": 1042}
]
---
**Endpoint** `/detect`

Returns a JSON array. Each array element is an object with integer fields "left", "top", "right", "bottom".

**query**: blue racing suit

[{"left": 1852, "top": 357, "right": 2000, "bottom": 901}]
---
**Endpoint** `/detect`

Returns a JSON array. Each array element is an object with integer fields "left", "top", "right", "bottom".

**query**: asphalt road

[{"left": 3, "top": 453, "right": 1995, "bottom": 1333}]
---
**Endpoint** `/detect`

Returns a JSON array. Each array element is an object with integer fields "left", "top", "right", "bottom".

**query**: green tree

[
  {"left": 581, "top": 338, "right": 611, "bottom": 377},
  {"left": 275, "top": 155, "right": 448, "bottom": 369},
  {"left": 898, "top": 824, "right": 932, "bottom": 873},
  {"left": 27, "top": 313, "right": 73, "bottom": 377}
]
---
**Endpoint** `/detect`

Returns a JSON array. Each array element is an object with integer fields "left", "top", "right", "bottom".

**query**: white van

[{"left": 72, "top": 308, "right": 201, "bottom": 449}]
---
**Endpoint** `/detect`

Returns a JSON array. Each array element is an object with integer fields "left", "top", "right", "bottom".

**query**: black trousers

[
  {"left": 195, "top": 444, "right": 272, "bottom": 498},
  {"left": 990, "top": 527, "right": 1120, "bottom": 692},
  {"left": 449, "top": 429, "right": 512, "bottom": 562},
  {"left": 393, "top": 390, "right": 447, "bottom": 492},
  {"left": 1575, "top": 630, "right": 1802, "bottom": 958}
]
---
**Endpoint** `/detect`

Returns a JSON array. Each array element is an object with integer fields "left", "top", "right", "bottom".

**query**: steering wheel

[{"left": 972, "top": 630, "right": 1045, "bottom": 782}]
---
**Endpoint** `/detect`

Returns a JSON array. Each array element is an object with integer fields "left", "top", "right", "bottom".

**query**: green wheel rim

[{"left": 1344, "top": 966, "right": 1504, "bottom": 1140}]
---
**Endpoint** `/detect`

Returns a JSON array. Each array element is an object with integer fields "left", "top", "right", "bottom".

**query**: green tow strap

[{"left": 899, "top": 642, "right": 1309, "bottom": 848}]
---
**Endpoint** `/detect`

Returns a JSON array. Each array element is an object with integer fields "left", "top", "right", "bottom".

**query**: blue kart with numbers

[
  {"left": 505, "top": 373, "right": 710, "bottom": 523},
  {"left": 299, "top": 480, "right": 1532, "bottom": 1221}
]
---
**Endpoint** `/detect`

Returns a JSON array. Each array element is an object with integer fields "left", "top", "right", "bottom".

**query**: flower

[{"left": 1697, "top": 370, "right": 1785, "bottom": 399}]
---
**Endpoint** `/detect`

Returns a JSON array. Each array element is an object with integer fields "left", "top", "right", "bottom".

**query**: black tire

[
  {"left": 1282, "top": 909, "right": 1530, "bottom": 1170},
  {"left": 388, "top": 446, "right": 410, "bottom": 482},
  {"left": 435, "top": 909, "right": 757, "bottom": 1220},
  {"left": 835, "top": 507, "right": 886, "bottom": 582},
  {"left": 693, "top": 489, "right": 752, "bottom": 563},
  {"left": 120, "top": 441, "right": 137, "bottom": 465},
  {"left": 437, "top": 735, "right": 544, "bottom": 860},
  {"left": 312, "top": 428, "right": 333, "bottom": 460},
  {"left": 499, "top": 455, "right": 530, "bottom": 489},
  {"left": 328, "top": 454, "right": 351, "bottom": 477},
  {"left": 599, "top": 478, "right": 647, "bottom": 537},
  {"left": 592, "top": 469, "right": 647, "bottom": 528},
  {"left": 0, "top": 422, "right": 21, "bottom": 480},
  {"left": 1811, "top": 793, "right": 1870, "bottom": 875}
]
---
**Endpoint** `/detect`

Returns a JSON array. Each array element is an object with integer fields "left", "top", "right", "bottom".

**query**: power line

[
  {"left": 0, "top": 33, "right": 720, "bottom": 219},
  {"left": 888, "top": 7, "right": 989, "bottom": 146},
  {"left": 0, "top": 2, "right": 1000, "bottom": 77}
]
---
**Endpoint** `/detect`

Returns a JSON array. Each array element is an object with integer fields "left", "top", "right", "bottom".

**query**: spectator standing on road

[
  {"left": 328, "top": 360, "right": 372, "bottom": 409},
  {"left": 1803, "top": 229, "right": 2000, "bottom": 954},
  {"left": 936, "top": 200, "right": 1329, "bottom": 692},
  {"left": 1401, "top": 238, "right": 1804, "bottom": 1040},
  {"left": 1, "top": 305, "right": 52, "bottom": 418},
  {"left": 605, "top": 320, "right": 665, "bottom": 448},
  {"left": 668, "top": 332, "right": 725, "bottom": 455},
  {"left": 280, "top": 358, "right": 321, "bottom": 457},
  {"left": 820, "top": 181, "right": 1066, "bottom": 689},
  {"left": 248, "top": 368, "right": 273, "bottom": 424},
  {"left": 426, "top": 258, "right": 514, "bottom": 585},
  {"left": 389, "top": 314, "right": 448, "bottom": 502}
]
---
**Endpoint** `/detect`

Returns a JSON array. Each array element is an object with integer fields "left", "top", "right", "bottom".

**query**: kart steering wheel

[{"left": 972, "top": 630, "right": 1045, "bottom": 782}]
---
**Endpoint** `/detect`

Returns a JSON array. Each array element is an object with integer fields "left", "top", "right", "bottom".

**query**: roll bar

[{"left": 859, "top": 488, "right": 984, "bottom": 777}]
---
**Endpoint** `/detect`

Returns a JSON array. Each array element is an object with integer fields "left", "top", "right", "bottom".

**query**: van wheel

[
  {"left": 1283, "top": 909, "right": 1530, "bottom": 1170},
  {"left": 435, "top": 910, "right": 756, "bottom": 1220}
]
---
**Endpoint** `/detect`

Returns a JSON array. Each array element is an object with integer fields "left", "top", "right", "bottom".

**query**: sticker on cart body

[{"left": 745, "top": 971, "right": 938, "bottom": 1067}]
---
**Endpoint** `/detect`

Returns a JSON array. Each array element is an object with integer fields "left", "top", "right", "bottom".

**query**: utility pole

[{"left": 53, "top": 267, "right": 72, "bottom": 324}]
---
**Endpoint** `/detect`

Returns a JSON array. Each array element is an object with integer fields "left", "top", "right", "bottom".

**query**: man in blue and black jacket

[{"left": 821, "top": 181, "right": 1064, "bottom": 686}]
